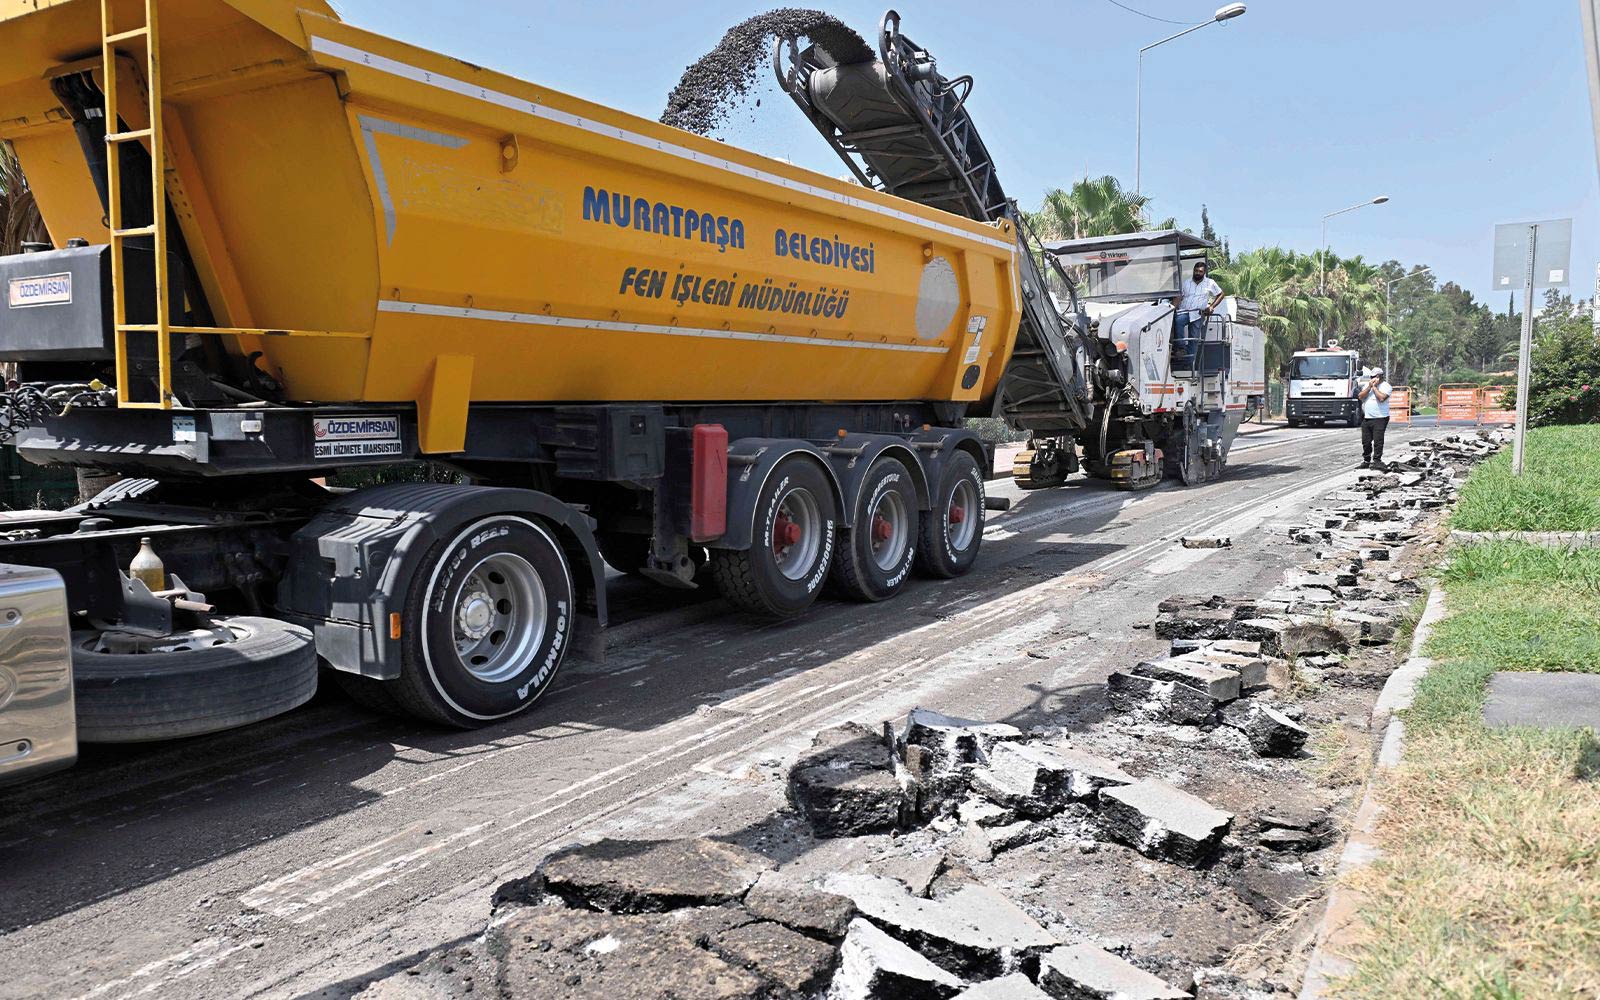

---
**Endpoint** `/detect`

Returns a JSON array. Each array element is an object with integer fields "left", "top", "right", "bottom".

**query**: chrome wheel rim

[
  {"left": 948, "top": 479, "right": 979, "bottom": 551},
  {"left": 869, "top": 488, "right": 911, "bottom": 571},
  {"left": 452, "top": 552, "right": 546, "bottom": 683},
  {"left": 771, "top": 486, "right": 823, "bottom": 582}
]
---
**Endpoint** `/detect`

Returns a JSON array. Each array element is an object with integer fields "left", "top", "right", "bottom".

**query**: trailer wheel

[
  {"left": 831, "top": 457, "right": 917, "bottom": 602},
  {"left": 916, "top": 450, "right": 985, "bottom": 579},
  {"left": 71, "top": 616, "right": 317, "bottom": 743},
  {"left": 710, "top": 457, "right": 837, "bottom": 618},
  {"left": 393, "top": 515, "right": 575, "bottom": 728}
]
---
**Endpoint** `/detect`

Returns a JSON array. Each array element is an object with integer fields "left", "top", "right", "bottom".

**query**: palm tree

[
  {"left": 1, "top": 141, "right": 47, "bottom": 256},
  {"left": 1027, "top": 175, "right": 1175, "bottom": 241}
]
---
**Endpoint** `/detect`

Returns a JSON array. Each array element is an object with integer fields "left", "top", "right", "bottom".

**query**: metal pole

[
  {"left": 1134, "top": 18, "right": 1216, "bottom": 196},
  {"left": 1318, "top": 218, "right": 1327, "bottom": 348},
  {"left": 1385, "top": 282, "right": 1391, "bottom": 375},
  {"left": 1512, "top": 224, "right": 1538, "bottom": 476},
  {"left": 1134, "top": 50, "right": 1143, "bottom": 195}
]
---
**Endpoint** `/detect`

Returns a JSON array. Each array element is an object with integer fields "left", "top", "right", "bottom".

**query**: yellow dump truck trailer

[
  {"left": 0, "top": 0, "right": 1075, "bottom": 779},
  {"left": 0, "top": 2, "right": 1260, "bottom": 781}
]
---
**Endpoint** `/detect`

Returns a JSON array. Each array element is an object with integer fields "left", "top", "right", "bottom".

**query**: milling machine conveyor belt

[{"left": 775, "top": 10, "right": 1092, "bottom": 433}]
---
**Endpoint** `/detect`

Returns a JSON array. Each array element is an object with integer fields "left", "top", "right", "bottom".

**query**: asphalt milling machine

[{"left": 0, "top": 0, "right": 1263, "bottom": 781}]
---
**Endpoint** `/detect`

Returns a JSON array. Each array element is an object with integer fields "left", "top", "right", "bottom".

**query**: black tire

[
  {"left": 72, "top": 616, "right": 317, "bottom": 743},
  {"left": 597, "top": 531, "right": 650, "bottom": 575},
  {"left": 831, "top": 457, "right": 918, "bottom": 602},
  {"left": 390, "top": 515, "right": 575, "bottom": 728},
  {"left": 916, "top": 450, "right": 985, "bottom": 579},
  {"left": 1286, "top": 418, "right": 1301, "bottom": 428},
  {"left": 709, "top": 456, "right": 837, "bottom": 618}
]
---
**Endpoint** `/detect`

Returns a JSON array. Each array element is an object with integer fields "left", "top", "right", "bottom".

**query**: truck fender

[
  {"left": 711, "top": 439, "right": 843, "bottom": 551},
  {"left": 908, "top": 426, "right": 989, "bottom": 498},
  {"left": 822, "top": 434, "right": 931, "bottom": 522},
  {"left": 276, "top": 484, "right": 606, "bottom": 681}
]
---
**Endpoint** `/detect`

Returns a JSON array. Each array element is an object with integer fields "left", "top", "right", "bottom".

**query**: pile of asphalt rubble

[
  {"left": 660, "top": 9, "right": 872, "bottom": 135},
  {"left": 360, "top": 431, "right": 1506, "bottom": 1000}
]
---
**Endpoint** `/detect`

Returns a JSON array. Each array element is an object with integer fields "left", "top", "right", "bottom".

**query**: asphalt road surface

[{"left": 0, "top": 423, "right": 1436, "bottom": 1000}]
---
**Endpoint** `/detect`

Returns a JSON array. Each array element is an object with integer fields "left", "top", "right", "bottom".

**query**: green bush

[{"left": 1502, "top": 300, "right": 1600, "bottom": 427}]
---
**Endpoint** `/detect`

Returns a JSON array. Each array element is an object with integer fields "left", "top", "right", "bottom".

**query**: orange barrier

[
  {"left": 1438, "top": 384, "right": 1481, "bottom": 422},
  {"left": 1479, "top": 385, "right": 1515, "bottom": 425},
  {"left": 1389, "top": 386, "right": 1411, "bottom": 424}
]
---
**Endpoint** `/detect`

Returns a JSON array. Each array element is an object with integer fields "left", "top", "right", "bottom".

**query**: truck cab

[{"left": 1287, "top": 346, "right": 1361, "bottom": 427}]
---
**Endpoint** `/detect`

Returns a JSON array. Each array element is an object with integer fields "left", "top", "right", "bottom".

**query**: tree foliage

[
  {"left": 1503, "top": 291, "right": 1600, "bottom": 427},
  {"left": 1026, "top": 175, "right": 1175, "bottom": 241},
  {"left": 1, "top": 141, "right": 48, "bottom": 256}
]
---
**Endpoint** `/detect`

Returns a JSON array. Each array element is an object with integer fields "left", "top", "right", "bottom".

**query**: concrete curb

[
  {"left": 1448, "top": 529, "right": 1600, "bottom": 550},
  {"left": 1297, "top": 584, "right": 1448, "bottom": 999}
]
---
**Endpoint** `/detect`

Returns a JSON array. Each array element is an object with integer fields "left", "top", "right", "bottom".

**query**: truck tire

[
  {"left": 916, "top": 450, "right": 985, "bottom": 579},
  {"left": 72, "top": 616, "right": 317, "bottom": 743},
  {"left": 391, "top": 515, "right": 575, "bottom": 728},
  {"left": 710, "top": 456, "right": 837, "bottom": 618},
  {"left": 831, "top": 456, "right": 917, "bottom": 602}
]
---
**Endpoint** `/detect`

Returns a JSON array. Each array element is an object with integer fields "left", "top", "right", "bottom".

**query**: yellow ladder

[{"left": 101, "top": 0, "right": 173, "bottom": 409}]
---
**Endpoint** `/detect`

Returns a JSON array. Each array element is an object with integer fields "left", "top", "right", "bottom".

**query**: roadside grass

[
  {"left": 1450, "top": 424, "right": 1600, "bottom": 532},
  {"left": 1333, "top": 542, "right": 1600, "bottom": 999}
]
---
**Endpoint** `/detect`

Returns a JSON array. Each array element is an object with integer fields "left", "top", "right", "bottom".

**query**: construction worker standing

[
  {"left": 1171, "top": 260, "right": 1224, "bottom": 370},
  {"left": 1357, "top": 366, "right": 1392, "bottom": 470}
]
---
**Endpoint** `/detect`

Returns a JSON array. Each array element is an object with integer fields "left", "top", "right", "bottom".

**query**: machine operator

[{"left": 1171, "top": 260, "right": 1225, "bottom": 371}]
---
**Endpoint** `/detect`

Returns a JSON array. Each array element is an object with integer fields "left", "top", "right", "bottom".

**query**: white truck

[{"left": 1286, "top": 344, "right": 1362, "bottom": 427}]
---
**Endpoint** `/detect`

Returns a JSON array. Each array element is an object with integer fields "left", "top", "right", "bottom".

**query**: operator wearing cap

[
  {"left": 1171, "top": 260, "right": 1224, "bottom": 371},
  {"left": 1357, "top": 366, "right": 1392, "bottom": 471}
]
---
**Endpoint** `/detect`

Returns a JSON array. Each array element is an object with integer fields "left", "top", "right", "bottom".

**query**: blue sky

[{"left": 332, "top": 0, "right": 1598, "bottom": 310}]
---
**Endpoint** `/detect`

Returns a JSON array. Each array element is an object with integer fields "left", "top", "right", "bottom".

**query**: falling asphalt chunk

[
  {"left": 830, "top": 918, "right": 966, "bottom": 1000},
  {"left": 823, "top": 873, "right": 1058, "bottom": 979},
  {"left": 534, "top": 837, "right": 773, "bottom": 913},
  {"left": 788, "top": 723, "right": 904, "bottom": 837},
  {"left": 1035, "top": 944, "right": 1189, "bottom": 1000},
  {"left": 661, "top": 8, "right": 873, "bottom": 134},
  {"left": 1180, "top": 536, "right": 1231, "bottom": 549},
  {"left": 1098, "top": 779, "right": 1233, "bottom": 867}
]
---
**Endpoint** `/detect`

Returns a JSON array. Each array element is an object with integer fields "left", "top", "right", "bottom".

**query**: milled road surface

[{"left": 0, "top": 425, "right": 1434, "bottom": 1000}]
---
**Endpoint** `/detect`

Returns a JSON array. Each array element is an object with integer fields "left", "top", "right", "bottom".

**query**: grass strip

[{"left": 1450, "top": 425, "right": 1600, "bottom": 532}]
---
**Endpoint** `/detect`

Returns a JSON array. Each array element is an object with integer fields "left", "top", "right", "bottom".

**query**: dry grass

[
  {"left": 1311, "top": 722, "right": 1373, "bottom": 790},
  {"left": 1331, "top": 539, "right": 1600, "bottom": 998},
  {"left": 1334, "top": 727, "right": 1600, "bottom": 999}
]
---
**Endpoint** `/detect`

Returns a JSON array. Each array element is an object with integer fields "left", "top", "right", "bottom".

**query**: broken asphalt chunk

[
  {"left": 1036, "top": 944, "right": 1189, "bottom": 1000},
  {"left": 744, "top": 870, "right": 856, "bottom": 940},
  {"left": 823, "top": 874, "right": 1057, "bottom": 979},
  {"left": 534, "top": 837, "right": 773, "bottom": 913},
  {"left": 953, "top": 973, "right": 1054, "bottom": 1000},
  {"left": 1131, "top": 657, "right": 1241, "bottom": 702},
  {"left": 972, "top": 742, "right": 1135, "bottom": 815},
  {"left": 1219, "top": 702, "right": 1309, "bottom": 757},
  {"left": 830, "top": 918, "right": 965, "bottom": 1000},
  {"left": 789, "top": 723, "right": 903, "bottom": 838},
  {"left": 1097, "top": 779, "right": 1233, "bottom": 867},
  {"left": 1105, "top": 671, "right": 1216, "bottom": 726}
]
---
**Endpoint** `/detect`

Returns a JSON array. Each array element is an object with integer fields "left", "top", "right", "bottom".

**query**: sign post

[{"left": 1492, "top": 220, "right": 1572, "bottom": 476}]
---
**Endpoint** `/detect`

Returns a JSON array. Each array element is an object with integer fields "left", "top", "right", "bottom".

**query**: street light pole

[
  {"left": 1384, "top": 265, "right": 1434, "bottom": 375},
  {"left": 1318, "top": 195, "right": 1390, "bottom": 347},
  {"left": 1135, "top": 3, "right": 1246, "bottom": 195}
]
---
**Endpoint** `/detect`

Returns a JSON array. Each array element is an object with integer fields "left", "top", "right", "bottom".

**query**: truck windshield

[
  {"left": 1291, "top": 356, "right": 1352, "bottom": 379},
  {"left": 1052, "top": 243, "right": 1180, "bottom": 301}
]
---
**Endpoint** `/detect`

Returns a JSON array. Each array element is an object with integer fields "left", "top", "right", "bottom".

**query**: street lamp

[
  {"left": 1134, "top": 3, "right": 1247, "bottom": 195},
  {"left": 1384, "top": 265, "right": 1433, "bottom": 376},
  {"left": 1318, "top": 194, "right": 1389, "bottom": 347}
]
